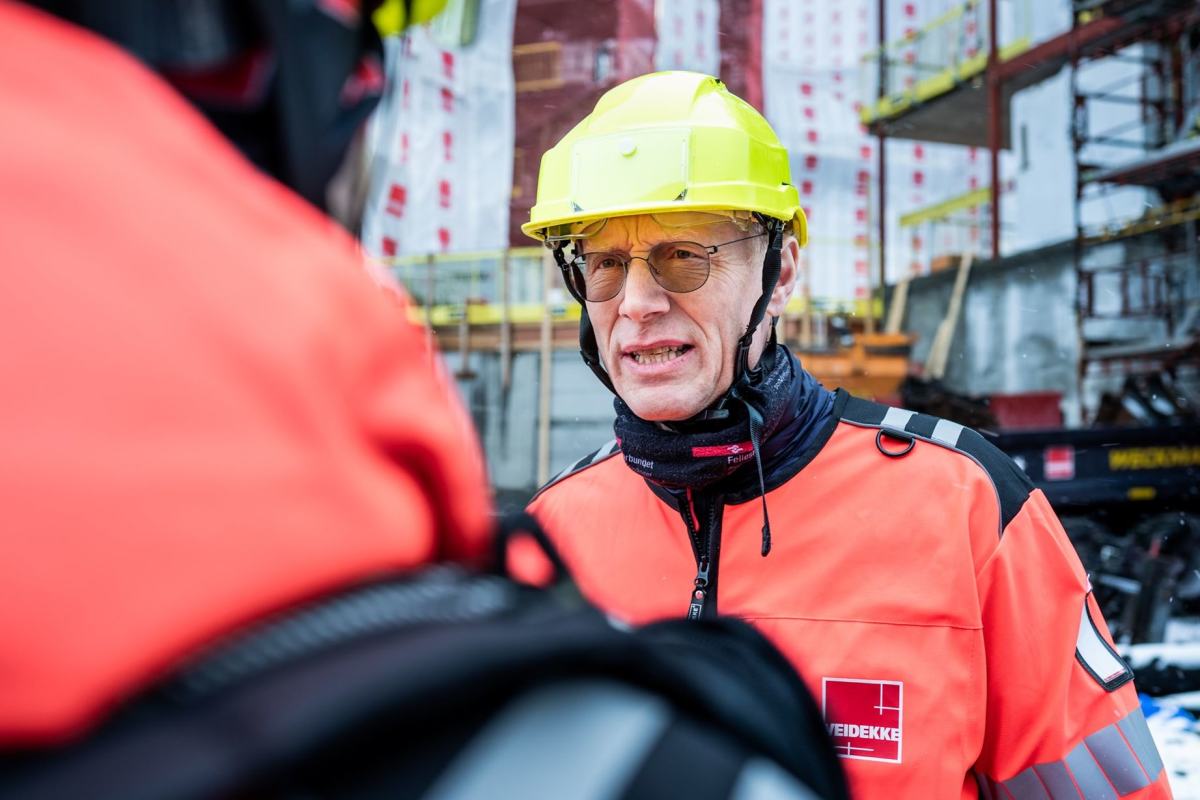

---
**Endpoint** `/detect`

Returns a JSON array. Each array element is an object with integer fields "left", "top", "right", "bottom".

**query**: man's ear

[{"left": 766, "top": 235, "right": 799, "bottom": 317}]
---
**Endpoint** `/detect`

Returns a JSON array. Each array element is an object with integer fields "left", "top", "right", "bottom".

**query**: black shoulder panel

[
  {"left": 952, "top": 428, "right": 1035, "bottom": 530},
  {"left": 838, "top": 391, "right": 1033, "bottom": 534},
  {"left": 530, "top": 439, "right": 622, "bottom": 502}
]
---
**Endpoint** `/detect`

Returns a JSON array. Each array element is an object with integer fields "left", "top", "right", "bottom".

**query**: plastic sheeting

[
  {"left": 654, "top": 0, "right": 720, "bottom": 75},
  {"left": 362, "top": 0, "right": 518, "bottom": 258},
  {"left": 762, "top": 0, "right": 1007, "bottom": 301},
  {"left": 763, "top": 0, "right": 878, "bottom": 306}
]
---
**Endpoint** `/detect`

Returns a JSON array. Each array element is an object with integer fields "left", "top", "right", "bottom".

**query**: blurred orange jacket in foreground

[
  {"left": 524, "top": 392, "right": 1172, "bottom": 799},
  {"left": 0, "top": 3, "right": 490, "bottom": 745}
]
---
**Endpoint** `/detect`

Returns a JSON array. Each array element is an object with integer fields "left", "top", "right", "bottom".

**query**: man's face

[{"left": 580, "top": 213, "right": 794, "bottom": 421}]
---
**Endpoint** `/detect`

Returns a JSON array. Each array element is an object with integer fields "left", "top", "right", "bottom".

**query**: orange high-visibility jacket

[
  {"left": 525, "top": 390, "right": 1171, "bottom": 799},
  {"left": 0, "top": 4, "right": 490, "bottom": 745}
]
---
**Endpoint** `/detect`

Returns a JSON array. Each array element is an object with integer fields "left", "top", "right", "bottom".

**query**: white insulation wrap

[
  {"left": 654, "top": 0, "right": 721, "bottom": 76},
  {"left": 362, "top": 0, "right": 517, "bottom": 259},
  {"left": 762, "top": 0, "right": 998, "bottom": 302}
]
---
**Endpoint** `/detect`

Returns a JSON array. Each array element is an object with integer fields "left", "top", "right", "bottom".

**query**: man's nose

[{"left": 617, "top": 258, "right": 670, "bottom": 321}]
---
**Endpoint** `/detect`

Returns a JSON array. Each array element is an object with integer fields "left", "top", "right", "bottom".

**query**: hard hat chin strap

[
  {"left": 550, "top": 213, "right": 785, "bottom": 420},
  {"left": 551, "top": 245, "right": 618, "bottom": 395},
  {"left": 734, "top": 215, "right": 784, "bottom": 387}
]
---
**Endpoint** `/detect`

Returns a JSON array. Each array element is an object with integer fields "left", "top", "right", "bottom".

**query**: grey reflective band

[
  {"left": 1063, "top": 743, "right": 1120, "bottom": 799},
  {"left": 1085, "top": 723, "right": 1154, "bottom": 795},
  {"left": 594, "top": 438, "right": 620, "bottom": 463},
  {"left": 1036, "top": 760, "right": 1091, "bottom": 799},
  {"left": 423, "top": 680, "right": 671, "bottom": 800},
  {"left": 977, "top": 707, "right": 1164, "bottom": 798},
  {"left": 1117, "top": 708, "right": 1165, "bottom": 779},
  {"left": 540, "top": 439, "right": 620, "bottom": 494},
  {"left": 881, "top": 406, "right": 915, "bottom": 432},
  {"left": 931, "top": 418, "right": 965, "bottom": 448},
  {"left": 1003, "top": 766, "right": 1054, "bottom": 799},
  {"left": 1076, "top": 595, "right": 1134, "bottom": 691}
]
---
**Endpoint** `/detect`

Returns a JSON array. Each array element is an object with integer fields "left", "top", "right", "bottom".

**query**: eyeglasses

[{"left": 566, "top": 233, "right": 766, "bottom": 302}]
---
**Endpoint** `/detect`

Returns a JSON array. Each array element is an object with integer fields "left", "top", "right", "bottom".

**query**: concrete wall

[
  {"left": 894, "top": 239, "right": 1084, "bottom": 425},
  {"left": 446, "top": 349, "right": 616, "bottom": 508}
]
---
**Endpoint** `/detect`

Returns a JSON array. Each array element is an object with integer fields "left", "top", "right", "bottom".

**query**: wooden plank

[
  {"left": 925, "top": 252, "right": 974, "bottom": 380},
  {"left": 884, "top": 278, "right": 910, "bottom": 334}
]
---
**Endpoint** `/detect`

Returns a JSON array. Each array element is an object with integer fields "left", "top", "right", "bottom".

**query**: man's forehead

[{"left": 584, "top": 212, "right": 748, "bottom": 247}]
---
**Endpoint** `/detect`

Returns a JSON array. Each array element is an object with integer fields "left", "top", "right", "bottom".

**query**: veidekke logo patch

[{"left": 821, "top": 678, "right": 903, "bottom": 763}]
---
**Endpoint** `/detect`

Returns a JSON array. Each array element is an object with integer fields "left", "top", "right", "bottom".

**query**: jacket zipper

[{"left": 681, "top": 488, "right": 723, "bottom": 620}]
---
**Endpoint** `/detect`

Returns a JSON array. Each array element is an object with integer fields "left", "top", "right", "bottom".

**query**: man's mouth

[{"left": 627, "top": 344, "right": 692, "bottom": 365}]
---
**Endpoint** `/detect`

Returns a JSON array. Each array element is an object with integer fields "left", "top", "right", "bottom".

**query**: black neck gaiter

[{"left": 613, "top": 344, "right": 799, "bottom": 491}]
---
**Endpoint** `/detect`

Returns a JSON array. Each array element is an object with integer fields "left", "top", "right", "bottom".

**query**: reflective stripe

[
  {"left": 423, "top": 680, "right": 670, "bottom": 800},
  {"left": 594, "top": 438, "right": 619, "bottom": 463},
  {"left": 881, "top": 407, "right": 915, "bottom": 432},
  {"left": 1033, "top": 761, "right": 1084, "bottom": 799},
  {"left": 1063, "top": 743, "right": 1118, "bottom": 799},
  {"left": 1076, "top": 598, "right": 1133, "bottom": 689},
  {"left": 990, "top": 706, "right": 1164, "bottom": 799},
  {"left": 543, "top": 440, "right": 620, "bottom": 492},
  {"left": 1085, "top": 723, "right": 1152, "bottom": 794},
  {"left": 1117, "top": 709, "right": 1164, "bottom": 780},
  {"left": 931, "top": 418, "right": 964, "bottom": 448},
  {"left": 1005, "top": 767, "right": 1052, "bottom": 799}
]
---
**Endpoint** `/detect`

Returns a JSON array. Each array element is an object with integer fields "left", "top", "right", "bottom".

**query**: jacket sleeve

[{"left": 972, "top": 488, "right": 1172, "bottom": 798}]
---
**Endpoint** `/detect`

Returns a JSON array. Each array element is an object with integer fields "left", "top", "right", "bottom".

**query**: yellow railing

[
  {"left": 860, "top": 0, "right": 1032, "bottom": 125},
  {"left": 898, "top": 187, "right": 993, "bottom": 274},
  {"left": 899, "top": 186, "right": 991, "bottom": 228},
  {"left": 1085, "top": 194, "right": 1200, "bottom": 243}
]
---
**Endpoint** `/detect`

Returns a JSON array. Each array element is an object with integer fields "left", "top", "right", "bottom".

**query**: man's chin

[{"left": 617, "top": 386, "right": 707, "bottom": 422}]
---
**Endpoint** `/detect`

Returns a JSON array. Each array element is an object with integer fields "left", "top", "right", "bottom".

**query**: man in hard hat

[{"left": 519, "top": 71, "right": 1171, "bottom": 799}]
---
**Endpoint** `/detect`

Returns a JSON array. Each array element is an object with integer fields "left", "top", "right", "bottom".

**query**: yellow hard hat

[
  {"left": 372, "top": 0, "right": 449, "bottom": 37},
  {"left": 523, "top": 71, "right": 807, "bottom": 247}
]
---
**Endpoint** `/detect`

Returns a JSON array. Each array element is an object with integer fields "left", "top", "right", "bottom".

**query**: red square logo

[
  {"left": 822, "top": 678, "right": 903, "bottom": 763},
  {"left": 1044, "top": 446, "right": 1075, "bottom": 481}
]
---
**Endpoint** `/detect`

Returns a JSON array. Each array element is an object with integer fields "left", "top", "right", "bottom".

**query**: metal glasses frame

[{"left": 568, "top": 232, "right": 768, "bottom": 302}]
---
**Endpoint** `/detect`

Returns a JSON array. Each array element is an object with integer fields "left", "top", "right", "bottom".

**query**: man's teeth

[{"left": 631, "top": 346, "right": 687, "bottom": 364}]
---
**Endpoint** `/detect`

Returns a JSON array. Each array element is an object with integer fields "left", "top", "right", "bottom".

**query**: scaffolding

[
  {"left": 1070, "top": 2, "right": 1200, "bottom": 414},
  {"left": 897, "top": 185, "right": 994, "bottom": 275},
  {"left": 864, "top": 0, "right": 1200, "bottom": 421}
]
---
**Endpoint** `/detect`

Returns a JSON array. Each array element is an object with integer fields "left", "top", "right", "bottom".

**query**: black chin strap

[
  {"left": 552, "top": 245, "right": 616, "bottom": 395},
  {"left": 734, "top": 217, "right": 785, "bottom": 388}
]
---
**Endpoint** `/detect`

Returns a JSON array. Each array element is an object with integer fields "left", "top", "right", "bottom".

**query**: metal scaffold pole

[
  {"left": 536, "top": 250, "right": 554, "bottom": 487},
  {"left": 875, "top": 0, "right": 888, "bottom": 331},
  {"left": 988, "top": 0, "right": 1001, "bottom": 260}
]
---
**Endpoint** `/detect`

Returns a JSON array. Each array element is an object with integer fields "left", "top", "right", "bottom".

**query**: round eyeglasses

[{"left": 565, "top": 233, "right": 766, "bottom": 302}]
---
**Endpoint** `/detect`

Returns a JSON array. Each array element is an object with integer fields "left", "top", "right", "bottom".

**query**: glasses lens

[
  {"left": 648, "top": 242, "right": 711, "bottom": 293},
  {"left": 579, "top": 252, "right": 627, "bottom": 301}
]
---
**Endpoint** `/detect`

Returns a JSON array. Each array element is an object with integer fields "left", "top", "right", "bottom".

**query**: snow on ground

[
  {"left": 1133, "top": 619, "right": 1200, "bottom": 798},
  {"left": 1145, "top": 698, "right": 1200, "bottom": 798}
]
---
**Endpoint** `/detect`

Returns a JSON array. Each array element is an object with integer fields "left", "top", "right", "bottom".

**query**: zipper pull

[{"left": 687, "top": 557, "right": 710, "bottom": 620}]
